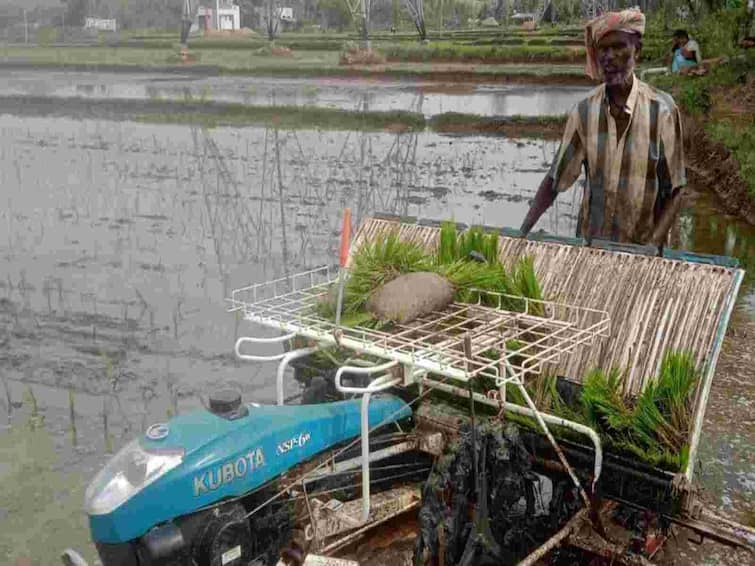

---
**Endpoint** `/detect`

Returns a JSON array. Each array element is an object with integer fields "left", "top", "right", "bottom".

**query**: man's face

[{"left": 596, "top": 31, "right": 640, "bottom": 86}]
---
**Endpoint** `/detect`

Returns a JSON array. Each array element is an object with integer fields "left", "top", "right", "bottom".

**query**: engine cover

[{"left": 86, "top": 395, "right": 411, "bottom": 544}]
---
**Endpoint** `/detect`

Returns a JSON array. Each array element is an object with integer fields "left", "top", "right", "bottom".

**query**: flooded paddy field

[
  {"left": 0, "top": 75, "right": 754, "bottom": 564},
  {"left": 0, "top": 70, "right": 589, "bottom": 117}
]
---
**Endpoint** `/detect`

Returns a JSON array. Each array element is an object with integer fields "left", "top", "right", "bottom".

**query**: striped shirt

[{"left": 549, "top": 75, "right": 686, "bottom": 244}]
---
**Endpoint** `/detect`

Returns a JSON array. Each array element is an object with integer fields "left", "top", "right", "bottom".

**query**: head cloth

[{"left": 584, "top": 9, "right": 646, "bottom": 80}]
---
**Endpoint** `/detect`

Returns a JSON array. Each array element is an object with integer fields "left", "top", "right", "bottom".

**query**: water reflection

[
  {"left": 0, "top": 70, "right": 589, "bottom": 118},
  {"left": 676, "top": 193, "right": 755, "bottom": 306},
  {"left": 3, "top": 110, "right": 752, "bottom": 394}
]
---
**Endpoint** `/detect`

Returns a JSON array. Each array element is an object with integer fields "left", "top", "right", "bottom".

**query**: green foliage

[
  {"left": 510, "top": 256, "right": 543, "bottom": 315},
  {"left": 377, "top": 42, "right": 585, "bottom": 63},
  {"left": 138, "top": 103, "right": 426, "bottom": 132},
  {"left": 707, "top": 120, "right": 755, "bottom": 198},
  {"left": 439, "top": 259, "right": 515, "bottom": 305},
  {"left": 460, "top": 226, "right": 500, "bottom": 265},
  {"left": 649, "top": 51, "right": 755, "bottom": 197},
  {"left": 35, "top": 26, "right": 60, "bottom": 46},
  {"left": 580, "top": 351, "right": 699, "bottom": 470},
  {"left": 330, "top": 224, "right": 543, "bottom": 322},
  {"left": 437, "top": 221, "right": 458, "bottom": 265},
  {"left": 694, "top": 6, "right": 751, "bottom": 59},
  {"left": 437, "top": 221, "right": 500, "bottom": 265},
  {"left": 0, "top": 426, "right": 98, "bottom": 564},
  {"left": 582, "top": 367, "right": 634, "bottom": 435},
  {"left": 677, "top": 82, "right": 712, "bottom": 115},
  {"left": 433, "top": 222, "right": 541, "bottom": 310}
]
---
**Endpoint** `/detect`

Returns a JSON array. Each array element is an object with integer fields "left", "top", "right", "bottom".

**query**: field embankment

[
  {"left": 651, "top": 51, "right": 755, "bottom": 225},
  {"left": 0, "top": 93, "right": 567, "bottom": 138},
  {"left": 0, "top": 45, "right": 592, "bottom": 84}
]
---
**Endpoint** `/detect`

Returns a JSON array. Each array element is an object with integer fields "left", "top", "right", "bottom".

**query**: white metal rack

[{"left": 228, "top": 265, "right": 610, "bottom": 388}]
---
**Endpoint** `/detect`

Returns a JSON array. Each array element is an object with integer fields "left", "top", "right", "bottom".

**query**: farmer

[
  {"left": 670, "top": 29, "right": 702, "bottom": 73},
  {"left": 520, "top": 9, "right": 686, "bottom": 250}
]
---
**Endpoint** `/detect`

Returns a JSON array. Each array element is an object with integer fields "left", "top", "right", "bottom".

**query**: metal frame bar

[
  {"left": 334, "top": 362, "right": 402, "bottom": 523},
  {"left": 684, "top": 268, "right": 745, "bottom": 484},
  {"left": 235, "top": 334, "right": 297, "bottom": 362},
  {"left": 276, "top": 347, "right": 321, "bottom": 406},
  {"left": 303, "top": 439, "right": 420, "bottom": 483}
]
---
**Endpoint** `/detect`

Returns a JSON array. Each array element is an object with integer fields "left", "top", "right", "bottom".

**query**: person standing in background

[{"left": 520, "top": 9, "right": 687, "bottom": 253}]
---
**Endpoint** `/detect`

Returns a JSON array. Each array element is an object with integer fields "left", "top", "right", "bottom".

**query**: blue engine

[{"left": 83, "top": 393, "right": 411, "bottom": 564}]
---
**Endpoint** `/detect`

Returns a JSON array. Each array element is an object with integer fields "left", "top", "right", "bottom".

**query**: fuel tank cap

[{"left": 209, "top": 389, "right": 247, "bottom": 419}]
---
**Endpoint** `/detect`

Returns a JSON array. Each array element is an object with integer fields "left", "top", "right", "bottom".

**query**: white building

[
  {"left": 196, "top": 2, "right": 241, "bottom": 31},
  {"left": 276, "top": 7, "right": 294, "bottom": 23},
  {"left": 84, "top": 18, "right": 117, "bottom": 32}
]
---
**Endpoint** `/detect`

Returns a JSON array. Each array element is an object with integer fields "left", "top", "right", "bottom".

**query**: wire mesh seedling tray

[{"left": 228, "top": 266, "right": 611, "bottom": 386}]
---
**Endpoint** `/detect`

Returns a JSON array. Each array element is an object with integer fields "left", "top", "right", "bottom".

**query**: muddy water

[
  {"left": 0, "top": 70, "right": 590, "bottom": 117},
  {"left": 1, "top": 105, "right": 754, "bottom": 563},
  {"left": 0, "top": 114, "right": 582, "bottom": 435}
]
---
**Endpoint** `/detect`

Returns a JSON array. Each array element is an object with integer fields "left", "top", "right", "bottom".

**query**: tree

[
  {"left": 342, "top": 0, "right": 370, "bottom": 45},
  {"left": 62, "top": 0, "right": 87, "bottom": 26},
  {"left": 236, "top": 0, "right": 262, "bottom": 28},
  {"left": 265, "top": 0, "right": 280, "bottom": 39},
  {"left": 317, "top": 0, "right": 351, "bottom": 30},
  {"left": 403, "top": 0, "right": 426, "bottom": 39}
]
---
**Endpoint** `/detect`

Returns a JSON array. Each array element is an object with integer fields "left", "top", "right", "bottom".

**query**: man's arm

[
  {"left": 520, "top": 174, "right": 556, "bottom": 236},
  {"left": 520, "top": 105, "right": 585, "bottom": 236},
  {"left": 653, "top": 103, "right": 687, "bottom": 250},
  {"left": 651, "top": 187, "right": 684, "bottom": 247}
]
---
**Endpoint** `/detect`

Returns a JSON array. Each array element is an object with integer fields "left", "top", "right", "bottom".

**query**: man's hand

[
  {"left": 651, "top": 188, "right": 684, "bottom": 248},
  {"left": 520, "top": 174, "right": 557, "bottom": 237}
]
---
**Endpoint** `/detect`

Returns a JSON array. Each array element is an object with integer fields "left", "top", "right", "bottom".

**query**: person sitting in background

[{"left": 671, "top": 30, "right": 701, "bottom": 73}]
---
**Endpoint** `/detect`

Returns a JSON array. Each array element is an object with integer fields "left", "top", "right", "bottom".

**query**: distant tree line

[{"left": 0, "top": 0, "right": 748, "bottom": 34}]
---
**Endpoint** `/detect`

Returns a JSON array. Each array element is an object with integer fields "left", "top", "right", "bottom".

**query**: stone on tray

[{"left": 366, "top": 272, "right": 455, "bottom": 323}]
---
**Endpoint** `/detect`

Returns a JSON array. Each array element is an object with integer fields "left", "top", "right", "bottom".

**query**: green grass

[
  {"left": 0, "top": 45, "right": 589, "bottom": 82},
  {"left": 137, "top": 104, "right": 426, "bottom": 132},
  {"left": 706, "top": 121, "right": 755, "bottom": 198},
  {"left": 0, "top": 426, "right": 97, "bottom": 564},
  {"left": 378, "top": 42, "right": 585, "bottom": 64},
  {"left": 0, "top": 45, "right": 341, "bottom": 71},
  {"left": 430, "top": 112, "right": 567, "bottom": 138},
  {"left": 438, "top": 221, "right": 500, "bottom": 265},
  {"left": 0, "top": 93, "right": 571, "bottom": 136},
  {"left": 341, "top": 232, "right": 433, "bottom": 315},
  {"left": 580, "top": 352, "right": 699, "bottom": 471}
]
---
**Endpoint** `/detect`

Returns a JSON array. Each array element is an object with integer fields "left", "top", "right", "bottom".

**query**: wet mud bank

[
  {"left": 429, "top": 112, "right": 565, "bottom": 139},
  {"left": 0, "top": 69, "right": 589, "bottom": 118},
  {"left": 0, "top": 94, "right": 426, "bottom": 132},
  {"left": 0, "top": 59, "right": 595, "bottom": 86},
  {"left": 0, "top": 94, "right": 567, "bottom": 137},
  {"left": 685, "top": 112, "right": 755, "bottom": 226}
]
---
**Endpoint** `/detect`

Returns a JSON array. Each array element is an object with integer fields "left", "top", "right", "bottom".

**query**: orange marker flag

[{"left": 339, "top": 208, "right": 352, "bottom": 268}]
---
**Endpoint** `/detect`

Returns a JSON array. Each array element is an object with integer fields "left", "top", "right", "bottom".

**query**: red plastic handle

[{"left": 339, "top": 208, "right": 352, "bottom": 268}]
